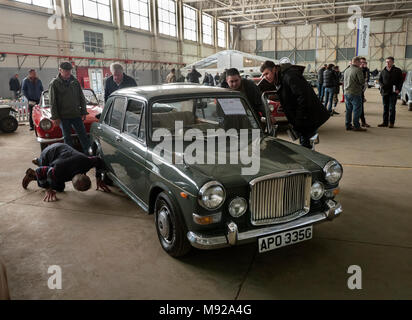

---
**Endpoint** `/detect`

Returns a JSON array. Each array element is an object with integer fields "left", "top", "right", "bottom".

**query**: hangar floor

[{"left": 0, "top": 89, "right": 411, "bottom": 299}]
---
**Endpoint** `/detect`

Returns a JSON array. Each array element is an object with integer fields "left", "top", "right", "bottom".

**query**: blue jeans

[
  {"left": 318, "top": 83, "right": 324, "bottom": 102},
  {"left": 60, "top": 117, "right": 90, "bottom": 154},
  {"left": 324, "top": 87, "right": 335, "bottom": 112},
  {"left": 344, "top": 94, "right": 362, "bottom": 129},
  {"left": 382, "top": 93, "right": 397, "bottom": 124}
]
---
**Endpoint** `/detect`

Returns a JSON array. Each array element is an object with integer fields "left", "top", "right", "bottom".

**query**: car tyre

[
  {"left": 0, "top": 116, "right": 18, "bottom": 133},
  {"left": 409, "top": 102, "right": 412, "bottom": 111},
  {"left": 154, "top": 192, "right": 191, "bottom": 258}
]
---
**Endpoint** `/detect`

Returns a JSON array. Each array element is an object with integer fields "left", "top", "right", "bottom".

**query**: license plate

[{"left": 258, "top": 226, "right": 313, "bottom": 253}]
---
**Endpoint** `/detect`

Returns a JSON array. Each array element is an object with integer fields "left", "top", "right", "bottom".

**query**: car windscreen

[
  {"left": 151, "top": 97, "right": 261, "bottom": 137},
  {"left": 41, "top": 89, "right": 98, "bottom": 107}
]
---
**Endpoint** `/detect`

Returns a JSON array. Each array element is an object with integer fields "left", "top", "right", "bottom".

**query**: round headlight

[
  {"left": 228, "top": 197, "right": 247, "bottom": 218},
  {"left": 324, "top": 160, "right": 343, "bottom": 184},
  {"left": 39, "top": 118, "right": 53, "bottom": 131},
  {"left": 311, "top": 181, "right": 325, "bottom": 200},
  {"left": 198, "top": 181, "right": 226, "bottom": 210}
]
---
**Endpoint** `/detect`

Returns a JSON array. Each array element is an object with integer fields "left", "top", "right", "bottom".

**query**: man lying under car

[{"left": 22, "top": 143, "right": 111, "bottom": 201}]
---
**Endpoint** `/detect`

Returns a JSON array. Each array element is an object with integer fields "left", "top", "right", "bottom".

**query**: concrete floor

[{"left": 0, "top": 89, "right": 411, "bottom": 299}]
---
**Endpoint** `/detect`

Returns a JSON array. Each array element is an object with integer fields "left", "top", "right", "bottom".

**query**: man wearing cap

[{"left": 49, "top": 62, "right": 90, "bottom": 153}]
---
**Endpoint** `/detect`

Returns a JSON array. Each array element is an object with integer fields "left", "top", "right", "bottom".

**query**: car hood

[{"left": 181, "top": 136, "right": 332, "bottom": 188}]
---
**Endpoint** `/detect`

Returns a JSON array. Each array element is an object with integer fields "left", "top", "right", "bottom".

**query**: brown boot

[
  {"left": 32, "top": 158, "right": 40, "bottom": 166},
  {"left": 22, "top": 168, "right": 36, "bottom": 189},
  {"left": 389, "top": 123, "right": 394, "bottom": 128}
]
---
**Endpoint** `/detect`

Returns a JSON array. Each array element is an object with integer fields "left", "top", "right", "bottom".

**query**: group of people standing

[
  {"left": 165, "top": 66, "right": 227, "bottom": 87},
  {"left": 317, "top": 56, "right": 403, "bottom": 131}
]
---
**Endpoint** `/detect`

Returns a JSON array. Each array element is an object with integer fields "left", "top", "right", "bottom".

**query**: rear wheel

[
  {"left": 0, "top": 116, "right": 18, "bottom": 133},
  {"left": 154, "top": 192, "right": 191, "bottom": 258}
]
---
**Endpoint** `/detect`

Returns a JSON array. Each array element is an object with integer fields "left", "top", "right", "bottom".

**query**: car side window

[
  {"left": 124, "top": 99, "right": 145, "bottom": 140},
  {"left": 103, "top": 98, "right": 114, "bottom": 124},
  {"left": 109, "top": 97, "right": 126, "bottom": 131}
]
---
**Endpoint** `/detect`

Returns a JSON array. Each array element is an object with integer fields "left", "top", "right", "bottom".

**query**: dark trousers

[
  {"left": 360, "top": 93, "right": 366, "bottom": 124},
  {"left": 60, "top": 117, "right": 90, "bottom": 154},
  {"left": 318, "top": 83, "right": 324, "bottom": 102},
  {"left": 28, "top": 100, "right": 39, "bottom": 129},
  {"left": 382, "top": 93, "right": 397, "bottom": 124},
  {"left": 300, "top": 131, "right": 317, "bottom": 149}
]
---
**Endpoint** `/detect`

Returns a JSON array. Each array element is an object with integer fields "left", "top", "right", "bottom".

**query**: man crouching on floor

[{"left": 22, "top": 143, "right": 111, "bottom": 201}]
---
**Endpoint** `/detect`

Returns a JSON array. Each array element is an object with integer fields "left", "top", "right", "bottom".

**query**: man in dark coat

[
  {"left": 186, "top": 67, "right": 202, "bottom": 83},
  {"left": 9, "top": 74, "right": 21, "bottom": 99},
  {"left": 22, "top": 69, "right": 44, "bottom": 130},
  {"left": 225, "top": 68, "right": 266, "bottom": 123},
  {"left": 259, "top": 60, "right": 330, "bottom": 149},
  {"left": 378, "top": 56, "right": 404, "bottom": 128},
  {"left": 22, "top": 143, "right": 111, "bottom": 202},
  {"left": 104, "top": 63, "right": 137, "bottom": 102}
]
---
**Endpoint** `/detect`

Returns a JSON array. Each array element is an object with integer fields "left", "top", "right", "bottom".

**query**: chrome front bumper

[
  {"left": 37, "top": 137, "right": 64, "bottom": 143},
  {"left": 187, "top": 200, "right": 342, "bottom": 250}
]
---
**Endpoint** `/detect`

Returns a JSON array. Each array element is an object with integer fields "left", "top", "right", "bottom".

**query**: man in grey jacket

[
  {"left": 49, "top": 62, "right": 90, "bottom": 153},
  {"left": 343, "top": 56, "right": 366, "bottom": 132}
]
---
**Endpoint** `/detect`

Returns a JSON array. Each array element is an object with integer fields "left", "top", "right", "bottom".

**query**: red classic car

[
  {"left": 261, "top": 91, "right": 288, "bottom": 123},
  {"left": 32, "top": 89, "right": 103, "bottom": 150}
]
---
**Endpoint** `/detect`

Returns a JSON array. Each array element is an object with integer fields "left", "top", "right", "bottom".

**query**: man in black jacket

[
  {"left": 9, "top": 74, "right": 21, "bottom": 99},
  {"left": 259, "top": 60, "right": 330, "bottom": 149},
  {"left": 226, "top": 68, "right": 266, "bottom": 123},
  {"left": 104, "top": 63, "right": 137, "bottom": 102},
  {"left": 186, "top": 67, "right": 202, "bottom": 83},
  {"left": 22, "top": 143, "right": 111, "bottom": 202},
  {"left": 378, "top": 57, "right": 404, "bottom": 128},
  {"left": 323, "top": 64, "right": 338, "bottom": 114}
]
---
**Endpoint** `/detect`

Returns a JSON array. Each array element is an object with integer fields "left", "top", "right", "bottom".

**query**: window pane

[{"left": 71, "top": 0, "right": 84, "bottom": 15}]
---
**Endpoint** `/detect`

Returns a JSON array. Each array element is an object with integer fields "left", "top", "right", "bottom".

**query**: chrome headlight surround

[
  {"left": 311, "top": 181, "right": 325, "bottom": 200},
  {"left": 198, "top": 181, "right": 226, "bottom": 210},
  {"left": 228, "top": 197, "right": 247, "bottom": 218},
  {"left": 39, "top": 118, "right": 53, "bottom": 131},
  {"left": 323, "top": 160, "right": 343, "bottom": 184}
]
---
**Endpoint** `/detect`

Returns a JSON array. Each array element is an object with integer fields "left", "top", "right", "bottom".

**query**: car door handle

[
  {"left": 115, "top": 135, "right": 122, "bottom": 142},
  {"left": 97, "top": 125, "right": 102, "bottom": 130}
]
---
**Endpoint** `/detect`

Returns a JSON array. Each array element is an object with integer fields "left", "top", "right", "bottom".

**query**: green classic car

[{"left": 90, "top": 84, "right": 343, "bottom": 257}]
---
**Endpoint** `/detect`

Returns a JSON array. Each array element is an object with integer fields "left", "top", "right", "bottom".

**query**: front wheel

[
  {"left": 0, "top": 116, "right": 18, "bottom": 133},
  {"left": 155, "top": 192, "right": 191, "bottom": 257}
]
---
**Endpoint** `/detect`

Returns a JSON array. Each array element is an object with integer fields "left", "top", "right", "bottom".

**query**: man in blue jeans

[
  {"left": 343, "top": 56, "right": 366, "bottom": 131},
  {"left": 49, "top": 62, "right": 90, "bottom": 153},
  {"left": 378, "top": 57, "right": 404, "bottom": 128}
]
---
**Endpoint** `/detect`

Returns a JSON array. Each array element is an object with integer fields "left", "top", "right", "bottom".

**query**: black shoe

[
  {"left": 29, "top": 127, "right": 34, "bottom": 131},
  {"left": 346, "top": 126, "right": 354, "bottom": 131},
  {"left": 378, "top": 123, "right": 388, "bottom": 127},
  {"left": 333, "top": 110, "right": 340, "bottom": 115}
]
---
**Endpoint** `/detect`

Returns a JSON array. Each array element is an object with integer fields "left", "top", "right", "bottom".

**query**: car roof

[{"left": 112, "top": 84, "right": 241, "bottom": 101}]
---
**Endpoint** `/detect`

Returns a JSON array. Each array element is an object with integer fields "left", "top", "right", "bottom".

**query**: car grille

[{"left": 249, "top": 171, "right": 312, "bottom": 225}]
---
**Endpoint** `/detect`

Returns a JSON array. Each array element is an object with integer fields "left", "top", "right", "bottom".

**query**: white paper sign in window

[{"left": 218, "top": 99, "right": 246, "bottom": 115}]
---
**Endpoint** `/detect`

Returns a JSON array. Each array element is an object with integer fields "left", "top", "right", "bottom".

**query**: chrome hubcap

[{"left": 157, "top": 205, "right": 171, "bottom": 242}]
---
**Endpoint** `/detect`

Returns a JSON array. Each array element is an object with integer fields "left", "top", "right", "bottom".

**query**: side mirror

[{"left": 95, "top": 113, "right": 101, "bottom": 120}]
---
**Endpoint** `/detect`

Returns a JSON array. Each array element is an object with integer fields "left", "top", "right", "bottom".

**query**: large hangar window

[
  {"left": 122, "top": 0, "right": 150, "bottom": 31},
  {"left": 71, "top": 0, "right": 112, "bottom": 22},
  {"left": 217, "top": 20, "right": 226, "bottom": 48},
  {"left": 183, "top": 4, "right": 197, "bottom": 42},
  {"left": 84, "top": 31, "right": 104, "bottom": 53},
  {"left": 202, "top": 13, "right": 213, "bottom": 45},
  {"left": 13, "top": 0, "right": 53, "bottom": 8},
  {"left": 158, "top": 0, "right": 177, "bottom": 37}
]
